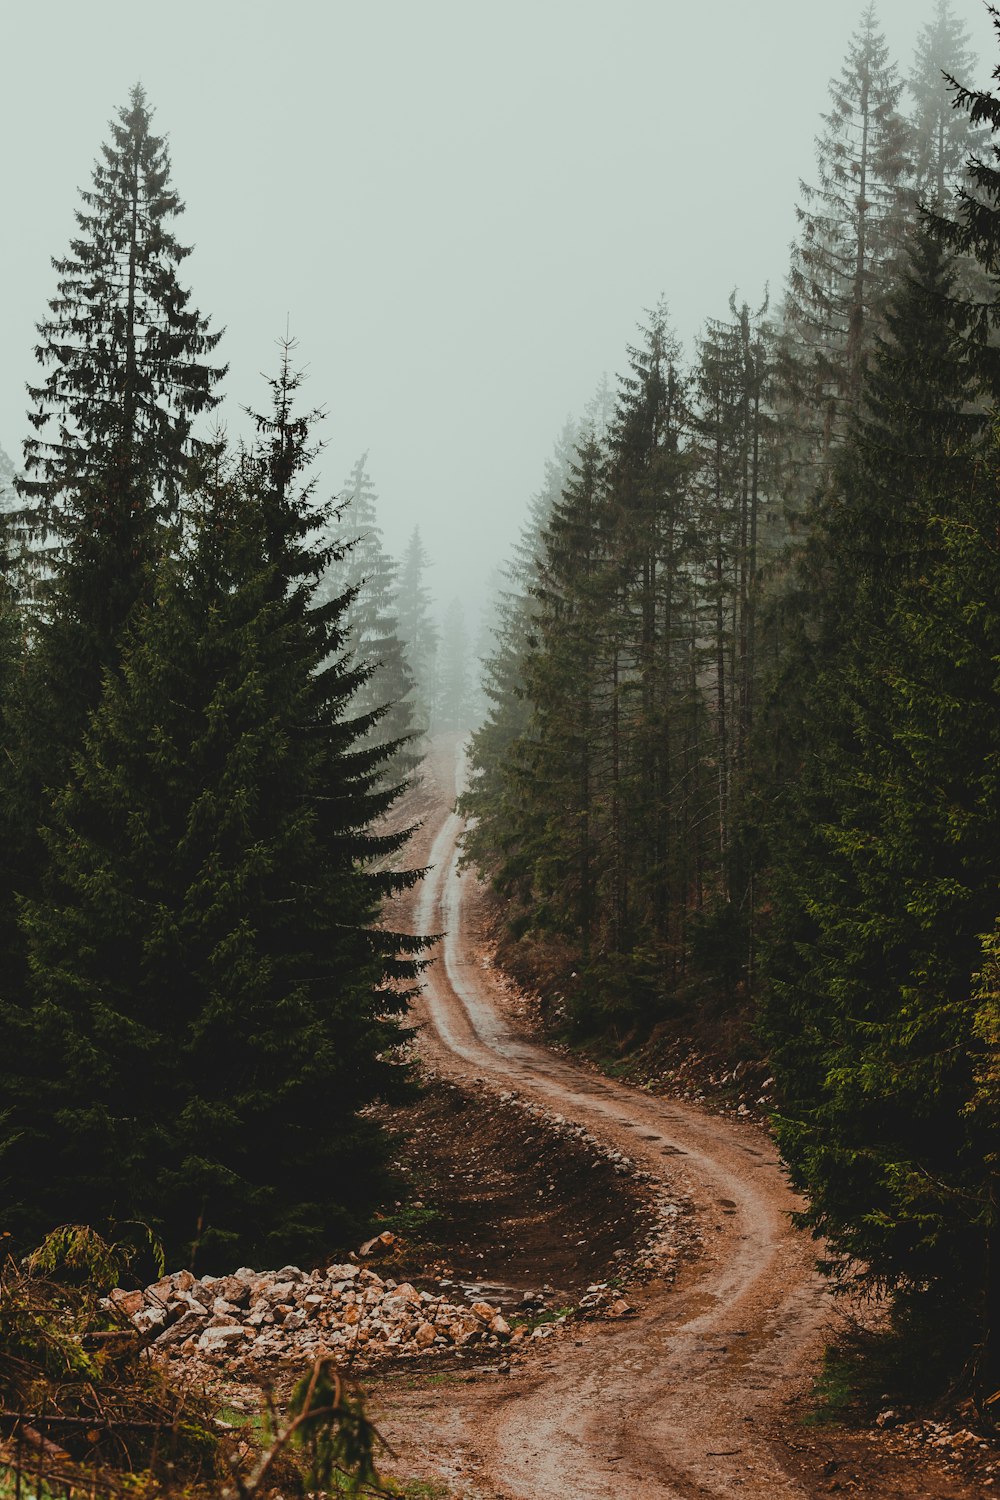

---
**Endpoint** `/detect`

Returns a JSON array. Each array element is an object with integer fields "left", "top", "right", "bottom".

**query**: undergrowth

[{"left": 0, "top": 1224, "right": 394, "bottom": 1498}]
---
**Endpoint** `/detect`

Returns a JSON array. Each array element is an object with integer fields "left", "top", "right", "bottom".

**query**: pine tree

[
  {"left": 501, "top": 437, "right": 611, "bottom": 964},
  {"left": 688, "top": 295, "right": 775, "bottom": 992},
  {"left": 395, "top": 527, "right": 438, "bottom": 734},
  {"left": 926, "top": 7, "right": 1000, "bottom": 395},
  {"left": 603, "top": 301, "right": 695, "bottom": 958},
  {"left": 20, "top": 84, "right": 224, "bottom": 527},
  {"left": 462, "top": 421, "right": 578, "bottom": 875},
  {"left": 3, "top": 351, "right": 424, "bottom": 1264},
  {"left": 759, "top": 225, "right": 999, "bottom": 1376},
  {"left": 779, "top": 7, "right": 913, "bottom": 504},
  {"left": 433, "top": 599, "right": 473, "bottom": 732},
  {"left": 9, "top": 86, "right": 226, "bottom": 920},
  {"left": 909, "top": 0, "right": 985, "bottom": 207},
  {"left": 319, "top": 453, "right": 416, "bottom": 779}
]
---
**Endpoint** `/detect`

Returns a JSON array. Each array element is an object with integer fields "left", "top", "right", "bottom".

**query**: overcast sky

[{"left": 2, "top": 0, "right": 994, "bottom": 628}]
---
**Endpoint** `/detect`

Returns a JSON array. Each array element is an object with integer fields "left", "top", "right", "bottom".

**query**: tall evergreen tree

[
  {"left": 928, "top": 7, "right": 1000, "bottom": 396},
  {"left": 433, "top": 598, "right": 474, "bottom": 732},
  {"left": 489, "top": 438, "right": 613, "bottom": 970},
  {"left": 779, "top": 7, "right": 913, "bottom": 506},
  {"left": 20, "top": 84, "right": 224, "bottom": 527},
  {"left": 2, "top": 351, "right": 424, "bottom": 1265},
  {"left": 908, "top": 0, "right": 985, "bottom": 207},
  {"left": 603, "top": 301, "right": 696, "bottom": 958},
  {"left": 395, "top": 526, "right": 438, "bottom": 734},
  {"left": 319, "top": 453, "right": 416, "bottom": 779},
  {"left": 462, "top": 421, "right": 578, "bottom": 871},
  {"left": 9, "top": 86, "right": 226, "bottom": 910},
  {"left": 759, "top": 224, "right": 998, "bottom": 1375}
]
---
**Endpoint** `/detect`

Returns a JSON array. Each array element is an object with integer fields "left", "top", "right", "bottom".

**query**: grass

[
  {"left": 509, "top": 1304, "right": 575, "bottom": 1333},
  {"left": 325, "top": 1475, "right": 453, "bottom": 1499}
]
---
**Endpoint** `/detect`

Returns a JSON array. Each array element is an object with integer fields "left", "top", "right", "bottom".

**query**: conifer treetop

[{"left": 21, "top": 84, "right": 225, "bottom": 519}]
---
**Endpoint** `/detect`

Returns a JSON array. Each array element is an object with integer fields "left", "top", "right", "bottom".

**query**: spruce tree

[
  {"left": 908, "top": 0, "right": 985, "bottom": 207},
  {"left": 9, "top": 86, "right": 226, "bottom": 923},
  {"left": 498, "top": 438, "right": 612, "bottom": 966},
  {"left": 603, "top": 301, "right": 695, "bottom": 957},
  {"left": 462, "top": 422, "right": 577, "bottom": 875},
  {"left": 4, "top": 351, "right": 423, "bottom": 1265},
  {"left": 319, "top": 453, "right": 416, "bottom": 780},
  {"left": 20, "top": 84, "right": 224, "bottom": 527},
  {"left": 927, "top": 7, "right": 1000, "bottom": 395},
  {"left": 779, "top": 7, "right": 913, "bottom": 505},
  {"left": 433, "top": 598, "right": 474, "bottom": 731},
  {"left": 759, "top": 226, "right": 999, "bottom": 1376},
  {"left": 395, "top": 526, "right": 438, "bottom": 735}
]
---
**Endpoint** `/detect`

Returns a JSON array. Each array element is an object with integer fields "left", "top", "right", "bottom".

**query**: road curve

[{"left": 406, "top": 750, "right": 830, "bottom": 1500}]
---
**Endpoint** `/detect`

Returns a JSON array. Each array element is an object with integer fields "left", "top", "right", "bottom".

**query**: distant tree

[
  {"left": 395, "top": 526, "right": 438, "bottom": 734},
  {"left": 908, "top": 0, "right": 986, "bottom": 207},
  {"left": 461, "top": 421, "right": 578, "bottom": 871},
  {"left": 779, "top": 7, "right": 913, "bottom": 505},
  {"left": 433, "top": 598, "right": 474, "bottom": 732},
  {"left": 494, "top": 437, "right": 612, "bottom": 963},
  {"left": 319, "top": 453, "right": 416, "bottom": 780},
  {"left": 690, "top": 293, "right": 774, "bottom": 964},
  {"left": 3, "top": 351, "right": 423, "bottom": 1264},
  {"left": 603, "top": 300, "right": 696, "bottom": 957}
]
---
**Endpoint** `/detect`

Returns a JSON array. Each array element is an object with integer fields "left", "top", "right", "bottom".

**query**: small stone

[
  {"left": 110, "top": 1288, "right": 145, "bottom": 1318},
  {"left": 133, "top": 1305, "right": 168, "bottom": 1335},
  {"left": 275, "top": 1265, "right": 305, "bottom": 1282},
  {"left": 414, "top": 1321, "right": 437, "bottom": 1349},
  {"left": 197, "top": 1325, "right": 247, "bottom": 1350},
  {"left": 153, "top": 1308, "right": 209, "bottom": 1348},
  {"left": 470, "top": 1301, "right": 496, "bottom": 1323}
]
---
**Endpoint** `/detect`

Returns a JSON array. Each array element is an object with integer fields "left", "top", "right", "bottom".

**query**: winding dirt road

[{"left": 391, "top": 741, "right": 832, "bottom": 1499}]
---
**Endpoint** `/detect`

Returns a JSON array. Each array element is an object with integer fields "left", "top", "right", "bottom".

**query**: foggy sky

[{"left": 2, "top": 0, "right": 993, "bottom": 629}]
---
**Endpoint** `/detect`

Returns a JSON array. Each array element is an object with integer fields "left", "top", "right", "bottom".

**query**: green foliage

[
  {"left": 280, "top": 1359, "right": 380, "bottom": 1494},
  {"left": 1, "top": 351, "right": 425, "bottom": 1266},
  {"left": 20, "top": 83, "right": 223, "bottom": 522},
  {"left": 465, "top": 298, "right": 771, "bottom": 1033},
  {"left": 758, "top": 219, "right": 1000, "bottom": 1380},
  {"left": 0, "top": 1227, "right": 220, "bottom": 1485}
]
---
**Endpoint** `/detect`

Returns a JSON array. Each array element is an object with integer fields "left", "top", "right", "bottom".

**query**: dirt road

[{"left": 376, "top": 737, "right": 835, "bottom": 1499}]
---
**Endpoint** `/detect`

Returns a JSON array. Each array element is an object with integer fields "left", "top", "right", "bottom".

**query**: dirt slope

[{"left": 373, "top": 738, "right": 978, "bottom": 1499}]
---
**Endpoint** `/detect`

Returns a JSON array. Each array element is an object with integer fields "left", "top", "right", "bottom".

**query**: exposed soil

[
  {"left": 378, "top": 1077, "right": 658, "bottom": 1303},
  {"left": 361, "top": 736, "right": 995, "bottom": 1500}
]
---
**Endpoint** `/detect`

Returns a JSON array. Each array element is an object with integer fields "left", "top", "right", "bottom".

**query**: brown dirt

[
  {"left": 379, "top": 1077, "right": 657, "bottom": 1303},
  {"left": 362, "top": 737, "right": 993, "bottom": 1499}
]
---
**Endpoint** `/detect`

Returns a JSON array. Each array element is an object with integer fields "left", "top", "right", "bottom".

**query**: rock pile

[
  {"left": 880, "top": 1411, "right": 998, "bottom": 1476},
  {"left": 109, "top": 1262, "right": 517, "bottom": 1374}
]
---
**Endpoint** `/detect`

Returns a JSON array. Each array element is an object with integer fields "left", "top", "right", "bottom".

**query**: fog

[{"left": 1, "top": 0, "right": 992, "bottom": 627}]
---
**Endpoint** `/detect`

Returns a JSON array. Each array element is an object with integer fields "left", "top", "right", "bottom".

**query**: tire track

[{"left": 401, "top": 749, "right": 829, "bottom": 1499}]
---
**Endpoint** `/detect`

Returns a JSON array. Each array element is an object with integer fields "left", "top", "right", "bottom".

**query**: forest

[
  {"left": 1, "top": 1, "right": 999, "bottom": 1494},
  {"left": 463, "top": 0, "right": 1000, "bottom": 1390}
]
